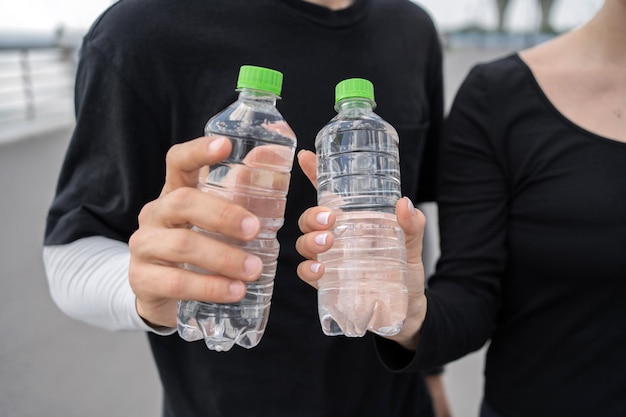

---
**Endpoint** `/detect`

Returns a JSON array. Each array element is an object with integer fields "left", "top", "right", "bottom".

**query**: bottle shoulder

[
  {"left": 315, "top": 111, "right": 398, "bottom": 144},
  {"left": 206, "top": 99, "right": 296, "bottom": 145},
  {"left": 331, "top": 109, "right": 393, "bottom": 128}
]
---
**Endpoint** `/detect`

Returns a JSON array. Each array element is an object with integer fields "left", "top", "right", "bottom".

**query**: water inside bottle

[
  {"left": 177, "top": 134, "right": 292, "bottom": 350},
  {"left": 317, "top": 211, "right": 408, "bottom": 337}
]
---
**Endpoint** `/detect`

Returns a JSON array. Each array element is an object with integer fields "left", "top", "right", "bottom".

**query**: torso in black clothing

[
  {"left": 487, "top": 55, "right": 626, "bottom": 417},
  {"left": 420, "top": 54, "right": 626, "bottom": 417},
  {"left": 44, "top": 0, "right": 444, "bottom": 416}
]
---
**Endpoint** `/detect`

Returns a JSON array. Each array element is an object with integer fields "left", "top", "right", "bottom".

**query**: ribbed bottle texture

[
  {"left": 315, "top": 78, "right": 407, "bottom": 337},
  {"left": 177, "top": 66, "right": 297, "bottom": 351}
]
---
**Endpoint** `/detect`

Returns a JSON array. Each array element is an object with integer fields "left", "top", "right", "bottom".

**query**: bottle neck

[
  {"left": 334, "top": 97, "right": 375, "bottom": 113},
  {"left": 238, "top": 88, "right": 279, "bottom": 105}
]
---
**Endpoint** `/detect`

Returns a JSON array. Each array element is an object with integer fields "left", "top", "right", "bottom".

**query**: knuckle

[
  {"left": 167, "top": 187, "right": 193, "bottom": 209},
  {"left": 216, "top": 202, "right": 240, "bottom": 228},
  {"left": 128, "top": 231, "right": 141, "bottom": 252},
  {"left": 296, "top": 235, "right": 311, "bottom": 256},
  {"left": 212, "top": 246, "right": 237, "bottom": 275},
  {"left": 200, "top": 278, "right": 223, "bottom": 302},
  {"left": 295, "top": 235, "right": 304, "bottom": 251},
  {"left": 165, "top": 143, "right": 183, "bottom": 166},
  {"left": 127, "top": 261, "right": 142, "bottom": 288},
  {"left": 137, "top": 199, "right": 156, "bottom": 223},
  {"left": 297, "top": 212, "right": 308, "bottom": 233},
  {"left": 165, "top": 268, "right": 187, "bottom": 298},
  {"left": 128, "top": 229, "right": 149, "bottom": 257},
  {"left": 167, "top": 230, "right": 194, "bottom": 255},
  {"left": 128, "top": 262, "right": 152, "bottom": 298},
  {"left": 296, "top": 263, "right": 306, "bottom": 280}
]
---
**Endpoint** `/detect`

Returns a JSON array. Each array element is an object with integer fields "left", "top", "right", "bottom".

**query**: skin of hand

[
  {"left": 128, "top": 136, "right": 265, "bottom": 328},
  {"left": 425, "top": 373, "right": 454, "bottom": 417},
  {"left": 295, "top": 150, "right": 428, "bottom": 351}
]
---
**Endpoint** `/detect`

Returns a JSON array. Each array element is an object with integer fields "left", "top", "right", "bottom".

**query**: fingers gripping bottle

[
  {"left": 177, "top": 65, "right": 297, "bottom": 351},
  {"left": 315, "top": 78, "right": 408, "bottom": 337}
]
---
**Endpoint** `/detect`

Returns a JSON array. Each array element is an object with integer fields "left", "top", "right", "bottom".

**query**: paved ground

[
  {"left": 0, "top": 46, "right": 514, "bottom": 417},
  {"left": 0, "top": 126, "right": 162, "bottom": 417}
]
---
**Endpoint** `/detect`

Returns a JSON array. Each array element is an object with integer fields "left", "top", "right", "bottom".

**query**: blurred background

[{"left": 0, "top": 0, "right": 602, "bottom": 416}]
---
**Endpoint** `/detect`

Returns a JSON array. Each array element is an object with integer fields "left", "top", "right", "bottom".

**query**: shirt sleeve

[
  {"left": 43, "top": 36, "right": 174, "bottom": 334},
  {"left": 43, "top": 236, "right": 175, "bottom": 335},
  {"left": 377, "top": 64, "right": 506, "bottom": 371},
  {"left": 415, "top": 28, "right": 444, "bottom": 203},
  {"left": 44, "top": 36, "right": 170, "bottom": 246}
]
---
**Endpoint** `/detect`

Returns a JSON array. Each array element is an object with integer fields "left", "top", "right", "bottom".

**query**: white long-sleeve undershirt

[{"left": 43, "top": 236, "right": 175, "bottom": 335}]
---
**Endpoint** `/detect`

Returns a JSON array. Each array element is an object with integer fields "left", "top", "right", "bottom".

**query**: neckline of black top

[
  {"left": 276, "top": 0, "right": 370, "bottom": 28},
  {"left": 513, "top": 53, "right": 626, "bottom": 147}
]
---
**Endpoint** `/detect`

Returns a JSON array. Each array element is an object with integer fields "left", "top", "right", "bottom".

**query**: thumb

[
  {"left": 396, "top": 197, "right": 426, "bottom": 266},
  {"left": 161, "top": 136, "right": 231, "bottom": 195},
  {"left": 297, "top": 149, "right": 318, "bottom": 190}
]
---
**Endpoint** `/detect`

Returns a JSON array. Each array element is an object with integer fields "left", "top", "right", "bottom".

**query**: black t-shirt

[
  {"left": 379, "top": 54, "right": 626, "bottom": 417},
  {"left": 45, "top": 0, "right": 444, "bottom": 416}
]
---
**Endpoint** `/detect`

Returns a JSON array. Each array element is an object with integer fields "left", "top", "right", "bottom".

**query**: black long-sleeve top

[{"left": 380, "top": 54, "right": 626, "bottom": 417}]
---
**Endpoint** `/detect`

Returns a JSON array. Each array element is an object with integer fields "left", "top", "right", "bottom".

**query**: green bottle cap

[
  {"left": 335, "top": 78, "right": 375, "bottom": 104},
  {"left": 237, "top": 65, "right": 283, "bottom": 96}
]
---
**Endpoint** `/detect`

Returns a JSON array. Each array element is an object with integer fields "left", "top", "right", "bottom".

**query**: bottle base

[
  {"left": 177, "top": 300, "right": 268, "bottom": 351},
  {"left": 318, "top": 278, "right": 408, "bottom": 338},
  {"left": 320, "top": 314, "right": 404, "bottom": 337}
]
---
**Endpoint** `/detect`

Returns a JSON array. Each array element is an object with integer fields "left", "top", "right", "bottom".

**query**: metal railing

[{"left": 0, "top": 33, "right": 79, "bottom": 125}]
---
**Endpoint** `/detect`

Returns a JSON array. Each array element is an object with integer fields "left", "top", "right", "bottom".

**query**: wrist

[
  {"left": 388, "top": 293, "right": 427, "bottom": 351},
  {"left": 135, "top": 298, "right": 177, "bottom": 333}
]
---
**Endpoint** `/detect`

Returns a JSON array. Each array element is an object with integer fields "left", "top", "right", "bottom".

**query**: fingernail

[
  {"left": 229, "top": 281, "right": 244, "bottom": 297},
  {"left": 244, "top": 256, "right": 262, "bottom": 277},
  {"left": 208, "top": 136, "right": 227, "bottom": 153},
  {"left": 406, "top": 197, "right": 416, "bottom": 216},
  {"left": 314, "top": 233, "right": 328, "bottom": 246},
  {"left": 316, "top": 211, "right": 331, "bottom": 225},
  {"left": 241, "top": 216, "right": 259, "bottom": 237},
  {"left": 310, "top": 262, "right": 321, "bottom": 273}
]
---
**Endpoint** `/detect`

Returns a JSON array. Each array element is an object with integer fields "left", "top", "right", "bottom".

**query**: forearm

[
  {"left": 43, "top": 236, "right": 174, "bottom": 334},
  {"left": 425, "top": 372, "right": 453, "bottom": 417}
]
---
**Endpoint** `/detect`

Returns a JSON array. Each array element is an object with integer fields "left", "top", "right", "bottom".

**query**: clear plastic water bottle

[
  {"left": 177, "top": 65, "right": 297, "bottom": 351},
  {"left": 315, "top": 78, "right": 408, "bottom": 337}
]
